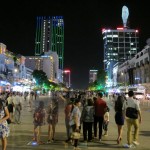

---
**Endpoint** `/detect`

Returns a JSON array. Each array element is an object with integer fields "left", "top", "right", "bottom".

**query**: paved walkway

[{"left": 2, "top": 95, "right": 150, "bottom": 150}]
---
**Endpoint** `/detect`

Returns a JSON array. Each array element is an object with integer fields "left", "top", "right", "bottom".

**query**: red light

[
  {"left": 102, "top": 28, "right": 105, "bottom": 32},
  {"left": 64, "top": 70, "right": 70, "bottom": 73},
  {"left": 117, "top": 27, "right": 124, "bottom": 30},
  {"left": 136, "top": 30, "right": 138, "bottom": 32}
]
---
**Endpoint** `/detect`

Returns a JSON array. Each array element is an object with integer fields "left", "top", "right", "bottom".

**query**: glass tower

[
  {"left": 102, "top": 27, "right": 139, "bottom": 81},
  {"left": 35, "top": 16, "right": 64, "bottom": 70}
]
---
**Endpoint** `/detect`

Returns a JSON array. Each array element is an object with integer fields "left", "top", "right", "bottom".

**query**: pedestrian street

[{"left": 3, "top": 95, "right": 150, "bottom": 150}]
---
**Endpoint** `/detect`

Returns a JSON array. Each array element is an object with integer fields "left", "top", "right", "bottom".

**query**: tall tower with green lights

[{"left": 35, "top": 16, "right": 64, "bottom": 70}]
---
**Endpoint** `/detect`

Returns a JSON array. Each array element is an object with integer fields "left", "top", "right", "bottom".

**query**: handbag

[{"left": 71, "top": 131, "right": 81, "bottom": 139}]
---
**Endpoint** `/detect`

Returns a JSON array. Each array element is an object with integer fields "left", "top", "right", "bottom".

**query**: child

[{"left": 103, "top": 106, "right": 110, "bottom": 136}]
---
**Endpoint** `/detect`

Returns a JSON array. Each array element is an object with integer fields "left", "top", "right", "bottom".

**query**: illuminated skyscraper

[
  {"left": 63, "top": 69, "right": 71, "bottom": 88},
  {"left": 89, "top": 70, "right": 98, "bottom": 83},
  {"left": 35, "top": 16, "right": 64, "bottom": 70},
  {"left": 102, "top": 27, "right": 139, "bottom": 82}
]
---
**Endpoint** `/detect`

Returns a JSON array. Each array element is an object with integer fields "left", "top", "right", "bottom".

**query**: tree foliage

[
  {"left": 97, "top": 69, "right": 107, "bottom": 87},
  {"left": 88, "top": 69, "right": 107, "bottom": 91},
  {"left": 32, "top": 70, "right": 48, "bottom": 86}
]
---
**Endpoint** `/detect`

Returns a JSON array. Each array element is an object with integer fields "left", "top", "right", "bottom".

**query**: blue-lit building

[
  {"left": 102, "top": 27, "right": 139, "bottom": 86},
  {"left": 35, "top": 16, "right": 64, "bottom": 70}
]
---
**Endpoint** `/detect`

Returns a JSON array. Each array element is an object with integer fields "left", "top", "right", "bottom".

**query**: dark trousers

[
  {"left": 94, "top": 115, "right": 104, "bottom": 140},
  {"left": 83, "top": 122, "right": 93, "bottom": 141},
  {"left": 103, "top": 121, "right": 109, "bottom": 131}
]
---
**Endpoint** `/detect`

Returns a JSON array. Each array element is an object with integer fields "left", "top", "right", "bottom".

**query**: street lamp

[
  {"left": 14, "top": 68, "right": 18, "bottom": 73},
  {"left": 121, "top": 72, "right": 125, "bottom": 86}
]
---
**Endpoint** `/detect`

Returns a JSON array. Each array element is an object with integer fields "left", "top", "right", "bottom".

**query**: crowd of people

[
  {"left": 30, "top": 90, "right": 142, "bottom": 150},
  {"left": 0, "top": 90, "right": 142, "bottom": 150},
  {"left": 0, "top": 91, "right": 37, "bottom": 150}
]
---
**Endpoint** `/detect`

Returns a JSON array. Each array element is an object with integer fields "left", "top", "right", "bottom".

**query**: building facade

[
  {"left": 0, "top": 43, "right": 33, "bottom": 93},
  {"left": 25, "top": 51, "right": 61, "bottom": 83},
  {"left": 102, "top": 27, "right": 139, "bottom": 85},
  {"left": 63, "top": 69, "right": 71, "bottom": 88},
  {"left": 35, "top": 16, "right": 64, "bottom": 70},
  {"left": 114, "top": 44, "right": 150, "bottom": 92},
  {"left": 89, "top": 70, "right": 98, "bottom": 83}
]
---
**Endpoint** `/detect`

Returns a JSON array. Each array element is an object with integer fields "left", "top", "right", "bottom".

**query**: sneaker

[
  {"left": 103, "top": 131, "right": 108, "bottom": 136},
  {"left": 103, "top": 133, "right": 108, "bottom": 136},
  {"left": 123, "top": 143, "right": 136, "bottom": 148},
  {"left": 99, "top": 139, "right": 102, "bottom": 142},
  {"left": 133, "top": 141, "right": 139, "bottom": 146},
  {"left": 38, "top": 141, "right": 45, "bottom": 145},
  {"left": 51, "top": 138, "right": 54, "bottom": 142},
  {"left": 47, "top": 140, "right": 51, "bottom": 144}
]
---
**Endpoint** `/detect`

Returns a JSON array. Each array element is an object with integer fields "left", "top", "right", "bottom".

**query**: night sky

[{"left": 0, "top": 0, "right": 150, "bottom": 89}]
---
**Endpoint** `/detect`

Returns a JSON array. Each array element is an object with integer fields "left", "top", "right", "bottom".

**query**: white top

[
  {"left": 104, "top": 112, "right": 109, "bottom": 121},
  {"left": 13, "top": 95, "right": 21, "bottom": 105},
  {"left": 122, "top": 97, "right": 140, "bottom": 111},
  {"left": 7, "top": 96, "right": 14, "bottom": 105}
]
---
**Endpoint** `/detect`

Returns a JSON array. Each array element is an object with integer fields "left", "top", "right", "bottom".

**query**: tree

[
  {"left": 32, "top": 70, "right": 48, "bottom": 86},
  {"left": 96, "top": 69, "right": 107, "bottom": 91}
]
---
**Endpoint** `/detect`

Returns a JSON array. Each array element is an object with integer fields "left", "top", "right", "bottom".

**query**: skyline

[{"left": 0, "top": 1, "right": 150, "bottom": 89}]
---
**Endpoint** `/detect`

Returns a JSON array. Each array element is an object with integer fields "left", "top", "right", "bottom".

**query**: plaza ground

[{"left": 2, "top": 95, "right": 150, "bottom": 150}]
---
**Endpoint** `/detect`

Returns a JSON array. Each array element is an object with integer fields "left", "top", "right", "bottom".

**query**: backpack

[{"left": 34, "top": 108, "right": 44, "bottom": 123}]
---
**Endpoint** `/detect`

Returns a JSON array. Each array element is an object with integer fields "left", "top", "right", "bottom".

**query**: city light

[
  {"left": 63, "top": 69, "right": 71, "bottom": 88},
  {"left": 64, "top": 70, "right": 70, "bottom": 73},
  {"left": 117, "top": 27, "right": 124, "bottom": 30}
]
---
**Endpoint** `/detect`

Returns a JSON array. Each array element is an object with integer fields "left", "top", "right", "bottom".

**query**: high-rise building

[
  {"left": 63, "top": 69, "right": 71, "bottom": 88},
  {"left": 25, "top": 51, "right": 61, "bottom": 83},
  {"left": 35, "top": 16, "right": 64, "bottom": 70},
  {"left": 102, "top": 27, "right": 139, "bottom": 83},
  {"left": 89, "top": 69, "right": 98, "bottom": 83}
]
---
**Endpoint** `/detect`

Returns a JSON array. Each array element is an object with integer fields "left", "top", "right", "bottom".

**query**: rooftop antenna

[{"left": 122, "top": 6, "right": 129, "bottom": 28}]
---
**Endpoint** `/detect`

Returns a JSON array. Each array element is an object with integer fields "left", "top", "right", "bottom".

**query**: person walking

[
  {"left": 69, "top": 98, "right": 81, "bottom": 150},
  {"left": 7, "top": 93, "right": 14, "bottom": 123},
  {"left": 0, "top": 99, "right": 10, "bottom": 150},
  {"left": 64, "top": 98, "right": 74, "bottom": 143},
  {"left": 81, "top": 98, "right": 94, "bottom": 142},
  {"left": 13, "top": 92, "right": 22, "bottom": 124},
  {"left": 123, "top": 90, "right": 142, "bottom": 148},
  {"left": 47, "top": 98, "right": 59, "bottom": 143},
  {"left": 103, "top": 106, "right": 110, "bottom": 136},
  {"left": 94, "top": 92, "right": 107, "bottom": 142},
  {"left": 33, "top": 101, "right": 46, "bottom": 145},
  {"left": 114, "top": 95, "right": 125, "bottom": 144}
]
